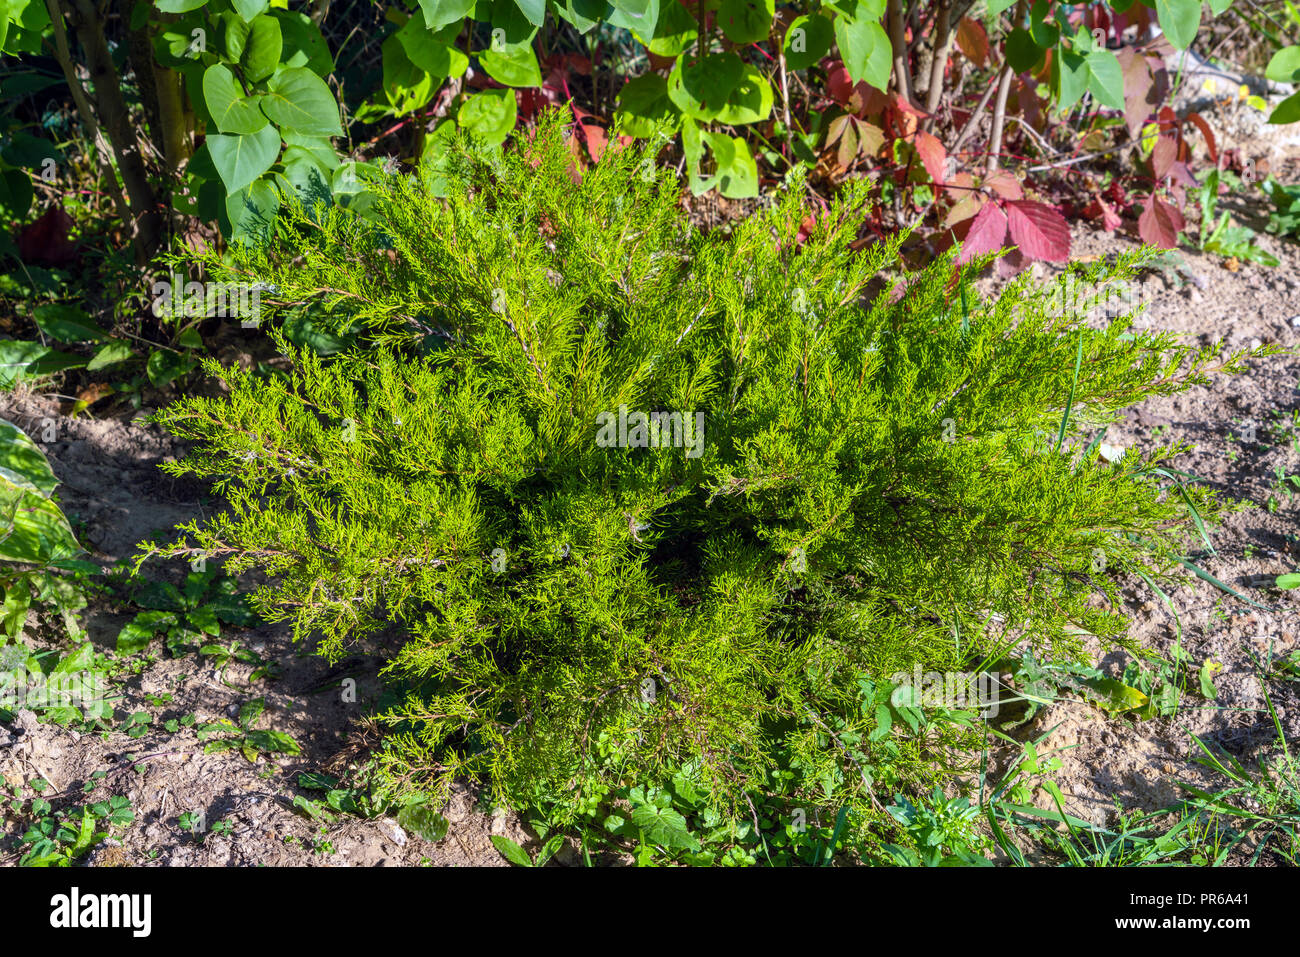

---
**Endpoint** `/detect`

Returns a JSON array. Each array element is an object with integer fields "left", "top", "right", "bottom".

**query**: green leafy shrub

[{"left": 141, "top": 113, "right": 1260, "bottom": 831}]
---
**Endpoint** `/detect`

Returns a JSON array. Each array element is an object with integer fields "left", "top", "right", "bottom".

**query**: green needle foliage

[{"left": 142, "top": 109, "right": 1265, "bottom": 824}]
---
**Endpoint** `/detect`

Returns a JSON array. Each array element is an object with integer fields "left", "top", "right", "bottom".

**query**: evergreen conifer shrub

[{"left": 143, "top": 111, "right": 1262, "bottom": 823}]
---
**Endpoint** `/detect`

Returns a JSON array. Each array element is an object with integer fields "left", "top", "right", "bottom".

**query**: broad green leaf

[
  {"left": 641, "top": 0, "right": 696, "bottom": 57},
  {"left": 202, "top": 64, "right": 268, "bottom": 135},
  {"left": 0, "top": 167, "right": 33, "bottom": 219},
  {"left": 396, "top": 17, "right": 469, "bottom": 77},
  {"left": 0, "top": 484, "right": 80, "bottom": 564},
  {"left": 615, "top": 73, "right": 678, "bottom": 137},
  {"left": 1085, "top": 49, "right": 1125, "bottom": 110},
  {"left": 383, "top": 33, "right": 439, "bottom": 115},
  {"left": 0, "top": 417, "right": 58, "bottom": 495},
  {"left": 490, "top": 834, "right": 533, "bottom": 865},
  {"left": 244, "top": 728, "right": 301, "bottom": 754},
  {"left": 241, "top": 14, "right": 283, "bottom": 83},
  {"left": 1207, "top": 0, "right": 1233, "bottom": 11},
  {"left": 225, "top": 178, "right": 280, "bottom": 245},
  {"left": 555, "top": 0, "right": 609, "bottom": 32},
  {"left": 1005, "top": 28, "right": 1043, "bottom": 73},
  {"left": 273, "top": 9, "right": 334, "bottom": 74},
  {"left": 262, "top": 67, "right": 342, "bottom": 136},
  {"left": 783, "top": 14, "right": 833, "bottom": 71},
  {"left": 145, "top": 348, "right": 196, "bottom": 387},
  {"left": 116, "top": 611, "right": 177, "bottom": 654},
  {"left": 0, "top": 340, "right": 85, "bottom": 387},
  {"left": 221, "top": 13, "right": 251, "bottom": 61},
  {"left": 1029, "top": 0, "right": 1059, "bottom": 46},
  {"left": 87, "top": 340, "right": 133, "bottom": 371},
  {"left": 709, "top": 135, "right": 758, "bottom": 198},
  {"left": 833, "top": 15, "right": 890, "bottom": 90},
  {"left": 513, "top": 0, "right": 546, "bottom": 27},
  {"left": 481, "top": 42, "right": 542, "bottom": 88},
  {"left": 32, "top": 304, "right": 108, "bottom": 343},
  {"left": 1054, "top": 48, "right": 1088, "bottom": 111},
  {"left": 418, "top": 0, "right": 476, "bottom": 30},
  {"left": 608, "top": 0, "right": 658, "bottom": 33},
  {"left": 397, "top": 801, "right": 449, "bottom": 841},
  {"left": 282, "top": 131, "right": 340, "bottom": 170},
  {"left": 630, "top": 801, "right": 700, "bottom": 851},
  {"left": 667, "top": 52, "right": 744, "bottom": 121},
  {"left": 717, "top": 0, "right": 774, "bottom": 45},
  {"left": 1276, "top": 572, "right": 1300, "bottom": 589},
  {"left": 1155, "top": 0, "right": 1201, "bottom": 50},
  {"left": 1078, "top": 674, "right": 1148, "bottom": 713},
  {"left": 239, "top": 696, "right": 265, "bottom": 729},
  {"left": 207, "top": 124, "right": 281, "bottom": 194},
  {"left": 715, "top": 63, "right": 773, "bottom": 125},
  {"left": 456, "top": 88, "right": 518, "bottom": 146},
  {"left": 1269, "top": 90, "right": 1300, "bottom": 125},
  {"left": 232, "top": 0, "right": 268, "bottom": 19},
  {"left": 1266, "top": 46, "right": 1300, "bottom": 83},
  {"left": 155, "top": 0, "right": 209, "bottom": 11}
]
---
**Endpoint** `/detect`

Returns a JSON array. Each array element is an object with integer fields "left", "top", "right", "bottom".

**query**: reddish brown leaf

[
  {"left": 1186, "top": 111, "right": 1218, "bottom": 164},
  {"left": 954, "top": 17, "right": 990, "bottom": 67},
  {"left": 18, "top": 205, "right": 78, "bottom": 267},
  {"left": 956, "top": 201, "right": 1008, "bottom": 264},
  {"left": 827, "top": 61, "right": 888, "bottom": 117},
  {"left": 944, "top": 171, "right": 975, "bottom": 201},
  {"left": 1084, "top": 196, "right": 1123, "bottom": 231},
  {"left": 1137, "top": 193, "right": 1183, "bottom": 249},
  {"left": 1004, "top": 199, "right": 1071, "bottom": 261},
  {"left": 983, "top": 170, "right": 1023, "bottom": 200},
  {"left": 944, "top": 193, "right": 984, "bottom": 228},
  {"left": 1116, "top": 47, "right": 1155, "bottom": 139},
  {"left": 913, "top": 129, "right": 947, "bottom": 184},
  {"left": 1151, "top": 134, "right": 1178, "bottom": 180},
  {"left": 856, "top": 120, "right": 885, "bottom": 155}
]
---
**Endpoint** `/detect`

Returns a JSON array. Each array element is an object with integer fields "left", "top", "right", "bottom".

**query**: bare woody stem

[
  {"left": 987, "top": 0, "right": 1028, "bottom": 174},
  {"left": 42, "top": 0, "right": 131, "bottom": 230},
  {"left": 886, "top": 0, "right": 914, "bottom": 106},
  {"left": 49, "top": 0, "right": 164, "bottom": 262},
  {"left": 923, "top": 0, "right": 954, "bottom": 129}
]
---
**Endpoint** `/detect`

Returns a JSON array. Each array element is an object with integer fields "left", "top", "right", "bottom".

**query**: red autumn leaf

[
  {"left": 570, "top": 104, "right": 609, "bottom": 163},
  {"left": 1167, "top": 160, "right": 1197, "bottom": 188},
  {"left": 1186, "top": 111, "right": 1218, "bottom": 164},
  {"left": 1084, "top": 197, "right": 1123, "bottom": 231},
  {"left": 890, "top": 93, "right": 930, "bottom": 120},
  {"left": 956, "top": 201, "right": 1008, "bottom": 264},
  {"left": 983, "top": 170, "right": 1023, "bottom": 200},
  {"left": 954, "top": 17, "right": 990, "bottom": 67},
  {"left": 1151, "top": 134, "right": 1178, "bottom": 180},
  {"left": 1004, "top": 199, "right": 1070, "bottom": 261},
  {"left": 913, "top": 129, "right": 947, "bottom": 184},
  {"left": 1137, "top": 193, "right": 1184, "bottom": 249}
]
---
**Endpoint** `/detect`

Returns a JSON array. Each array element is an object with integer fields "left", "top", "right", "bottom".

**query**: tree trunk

[{"left": 54, "top": 0, "right": 164, "bottom": 261}]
